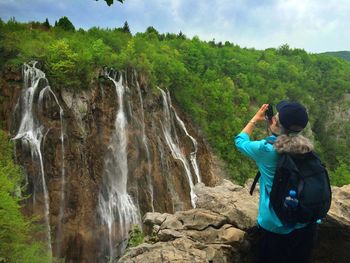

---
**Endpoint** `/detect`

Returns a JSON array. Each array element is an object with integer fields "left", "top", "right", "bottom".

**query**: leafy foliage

[
  {"left": 46, "top": 39, "right": 79, "bottom": 88},
  {"left": 1, "top": 18, "right": 350, "bottom": 185},
  {"left": 122, "top": 21, "right": 131, "bottom": 34},
  {"left": 97, "top": 0, "right": 125, "bottom": 6},
  {"left": 0, "top": 130, "right": 51, "bottom": 262},
  {"left": 322, "top": 51, "right": 350, "bottom": 62},
  {"left": 55, "top": 16, "right": 75, "bottom": 31},
  {"left": 330, "top": 161, "right": 350, "bottom": 186},
  {"left": 127, "top": 225, "right": 144, "bottom": 248}
]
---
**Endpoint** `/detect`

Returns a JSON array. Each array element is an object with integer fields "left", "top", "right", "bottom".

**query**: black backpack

[{"left": 250, "top": 151, "right": 332, "bottom": 225}]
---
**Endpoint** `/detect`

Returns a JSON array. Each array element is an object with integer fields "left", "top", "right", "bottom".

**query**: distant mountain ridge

[{"left": 321, "top": 51, "right": 350, "bottom": 62}]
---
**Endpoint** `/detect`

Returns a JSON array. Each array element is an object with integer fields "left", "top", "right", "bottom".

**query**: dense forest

[
  {"left": 1, "top": 17, "right": 350, "bottom": 186},
  {"left": 322, "top": 51, "right": 350, "bottom": 62}
]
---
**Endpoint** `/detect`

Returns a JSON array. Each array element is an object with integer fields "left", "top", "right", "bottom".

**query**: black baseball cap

[{"left": 276, "top": 100, "right": 308, "bottom": 132}]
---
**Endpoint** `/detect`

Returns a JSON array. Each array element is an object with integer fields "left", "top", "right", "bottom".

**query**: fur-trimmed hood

[{"left": 274, "top": 134, "right": 314, "bottom": 154}]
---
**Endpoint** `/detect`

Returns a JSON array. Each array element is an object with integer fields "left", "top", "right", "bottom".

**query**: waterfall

[
  {"left": 158, "top": 88, "right": 197, "bottom": 208},
  {"left": 172, "top": 108, "right": 201, "bottom": 183},
  {"left": 98, "top": 71, "right": 140, "bottom": 262},
  {"left": 135, "top": 75, "right": 154, "bottom": 212},
  {"left": 38, "top": 86, "right": 66, "bottom": 255},
  {"left": 13, "top": 62, "right": 65, "bottom": 254},
  {"left": 156, "top": 134, "right": 183, "bottom": 211}
]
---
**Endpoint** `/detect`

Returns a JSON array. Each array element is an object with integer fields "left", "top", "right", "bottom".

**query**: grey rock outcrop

[
  {"left": 328, "top": 185, "right": 350, "bottom": 225},
  {"left": 195, "top": 180, "right": 259, "bottom": 230},
  {"left": 119, "top": 180, "right": 255, "bottom": 263},
  {"left": 120, "top": 209, "right": 249, "bottom": 263},
  {"left": 313, "top": 185, "right": 350, "bottom": 263},
  {"left": 120, "top": 179, "right": 350, "bottom": 263},
  {"left": 119, "top": 238, "right": 235, "bottom": 263}
]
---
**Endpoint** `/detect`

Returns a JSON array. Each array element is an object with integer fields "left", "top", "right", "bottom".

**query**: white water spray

[
  {"left": 13, "top": 62, "right": 65, "bottom": 254},
  {"left": 98, "top": 71, "right": 140, "bottom": 261},
  {"left": 39, "top": 86, "right": 66, "bottom": 255},
  {"left": 172, "top": 108, "right": 201, "bottom": 184},
  {"left": 135, "top": 75, "right": 154, "bottom": 212},
  {"left": 158, "top": 88, "right": 197, "bottom": 207}
]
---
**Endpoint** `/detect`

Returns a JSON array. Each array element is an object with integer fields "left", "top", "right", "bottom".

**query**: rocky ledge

[{"left": 119, "top": 180, "right": 350, "bottom": 263}]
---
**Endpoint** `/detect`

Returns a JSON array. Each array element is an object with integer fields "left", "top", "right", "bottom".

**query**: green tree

[
  {"left": 90, "top": 38, "right": 114, "bottom": 65},
  {"left": 177, "top": 31, "right": 186, "bottom": 39},
  {"left": 55, "top": 16, "right": 75, "bottom": 31},
  {"left": 145, "top": 26, "right": 159, "bottom": 36},
  {"left": 43, "top": 18, "right": 50, "bottom": 29},
  {"left": 122, "top": 21, "right": 131, "bottom": 34},
  {"left": 330, "top": 161, "right": 350, "bottom": 186},
  {"left": 46, "top": 39, "right": 80, "bottom": 88},
  {"left": 0, "top": 130, "right": 51, "bottom": 262}
]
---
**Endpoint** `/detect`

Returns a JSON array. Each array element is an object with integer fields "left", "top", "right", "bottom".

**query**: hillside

[
  {"left": 321, "top": 51, "right": 350, "bottom": 62},
  {"left": 1, "top": 18, "right": 350, "bottom": 187}
]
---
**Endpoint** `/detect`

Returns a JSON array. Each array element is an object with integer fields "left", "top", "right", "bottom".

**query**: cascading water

[
  {"left": 166, "top": 91, "right": 180, "bottom": 144},
  {"left": 156, "top": 134, "right": 183, "bottom": 212},
  {"left": 135, "top": 75, "right": 154, "bottom": 212},
  {"left": 13, "top": 62, "right": 65, "bottom": 255},
  {"left": 98, "top": 71, "right": 140, "bottom": 262},
  {"left": 158, "top": 88, "right": 197, "bottom": 208},
  {"left": 38, "top": 86, "right": 66, "bottom": 255},
  {"left": 172, "top": 108, "right": 201, "bottom": 184}
]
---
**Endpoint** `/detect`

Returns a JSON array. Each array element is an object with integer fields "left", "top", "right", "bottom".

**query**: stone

[
  {"left": 143, "top": 212, "right": 170, "bottom": 226},
  {"left": 120, "top": 196, "right": 250, "bottom": 263},
  {"left": 158, "top": 228, "right": 184, "bottom": 241},
  {"left": 195, "top": 180, "right": 259, "bottom": 230},
  {"left": 183, "top": 224, "right": 245, "bottom": 245},
  {"left": 175, "top": 208, "right": 228, "bottom": 230},
  {"left": 328, "top": 185, "right": 350, "bottom": 225},
  {"left": 312, "top": 185, "right": 350, "bottom": 263},
  {"left": 122, "top": 180, "right": 350, "bottom": 263},
  {"left": 119, "top": 237, "right": 235, "bottom": 263}
]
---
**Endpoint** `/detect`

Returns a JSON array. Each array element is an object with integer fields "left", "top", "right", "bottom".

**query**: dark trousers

[{"left": 256, "top": 223, "right": 318, "bottom": 263}]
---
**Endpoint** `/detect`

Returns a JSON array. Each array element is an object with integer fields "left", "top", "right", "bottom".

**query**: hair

[{"left": 273, "top": 114, "right": 314, "bottom": 154}]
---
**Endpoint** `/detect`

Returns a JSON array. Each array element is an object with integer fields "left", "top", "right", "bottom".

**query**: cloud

[
  {"left": 0, "top": 0, "right": 349, "bottom": 52},
  {"left": 175, "top": 0, "right": 350, "bottom": 52}
]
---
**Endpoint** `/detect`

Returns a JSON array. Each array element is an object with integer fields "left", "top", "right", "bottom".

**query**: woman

[{"left": 235, "top": 101, "right": 317, "bottom": 263}]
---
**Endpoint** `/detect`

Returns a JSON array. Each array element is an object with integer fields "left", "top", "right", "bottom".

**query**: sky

[{"left": 0, "top": 0, "right": 349, "bottom": 53}]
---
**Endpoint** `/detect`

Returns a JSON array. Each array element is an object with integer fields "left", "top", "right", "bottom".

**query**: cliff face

[{"left": 0, "top": 64, "right": 217, "bottom": 262}]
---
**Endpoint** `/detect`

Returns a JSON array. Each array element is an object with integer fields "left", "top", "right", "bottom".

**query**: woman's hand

[
  {"left": 251, "top": 104, "right": 269, "bottom": 122},
  {"left": 240, "top": 104, "right": 269, "bottom": 135}
]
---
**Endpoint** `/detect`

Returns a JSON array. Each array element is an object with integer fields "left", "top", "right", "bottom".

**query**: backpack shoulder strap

[
  {"left": 250, "top": 171, "right": 261, "bottom": 195},
  {"left": 249, "top": 139, "right": 275, "bottom": 195},
  {"left": 265, "top": 139, "right": 275, "bottom": 145}
]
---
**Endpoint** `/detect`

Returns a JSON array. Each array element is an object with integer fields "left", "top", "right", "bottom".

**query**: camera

[{"left": 265, "top": 104, "right": 274, "bottom": 121}]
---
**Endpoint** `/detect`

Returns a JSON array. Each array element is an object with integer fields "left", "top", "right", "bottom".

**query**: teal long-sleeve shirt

[{"left": 234, "top": 132, "right": 307, "bottom": 234}]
